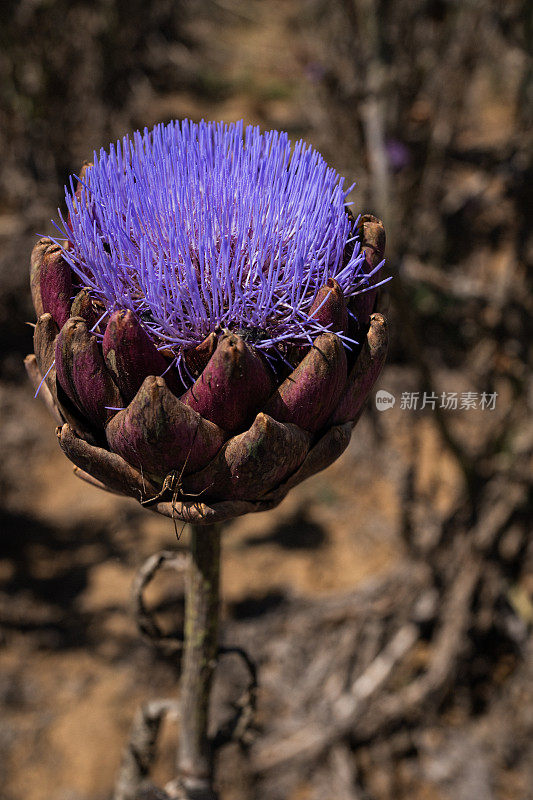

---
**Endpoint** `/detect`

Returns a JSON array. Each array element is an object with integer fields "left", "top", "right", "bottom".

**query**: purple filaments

[{"left": 54, "top": 119, "right": 377, "bottom": 359}]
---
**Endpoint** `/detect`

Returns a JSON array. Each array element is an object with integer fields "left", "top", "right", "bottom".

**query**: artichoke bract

[{"left": 25, "top": 120, "right": 388, "bottom": 525}]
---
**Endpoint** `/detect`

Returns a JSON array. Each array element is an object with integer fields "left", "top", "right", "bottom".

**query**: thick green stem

[{"left": 177, "top": 523, "right": 221, "bottom": 799}]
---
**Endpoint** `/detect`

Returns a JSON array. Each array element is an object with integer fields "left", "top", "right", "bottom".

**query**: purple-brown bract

[{"left": 25, "top": 119, "right": 389, "bottom": 524}]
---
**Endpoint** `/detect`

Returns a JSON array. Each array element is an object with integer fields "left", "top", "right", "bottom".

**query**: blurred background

[{"left": 0, "top": 1, "right": 531, "bottom": 799}]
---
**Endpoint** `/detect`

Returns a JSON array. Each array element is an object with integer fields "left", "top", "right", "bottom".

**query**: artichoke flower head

[{"left": 27, "top": 119, "right": 388, "bottom": 524}]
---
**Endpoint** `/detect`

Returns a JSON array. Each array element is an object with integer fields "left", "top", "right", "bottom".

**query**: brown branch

[
  {"left": 114, "top": 699, "right": 180, "bottom": 800},
  {"left": 311, "top": 744, "right": 364, "bottom": 800},
  {"left": 131, "top": 550, "right": 189, "bottom": 648},
  {"left": 212, "top": 645, "right": 258, "bottom": 749},
  {"left": 253, "top": 623, "right": 419, "bottom": 772}
]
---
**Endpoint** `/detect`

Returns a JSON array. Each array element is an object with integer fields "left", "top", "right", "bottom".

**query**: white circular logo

[{"left": 375, "top": 390, "right": 396, "bottom": 411}]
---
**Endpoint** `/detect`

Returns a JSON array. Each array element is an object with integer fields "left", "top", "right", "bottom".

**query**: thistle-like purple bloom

[
  {"left": 27, "top": 118, "right": 389, "bottom": 525},
  {"left": 54, "top": 120, "right": 380, "bottom": 376}
]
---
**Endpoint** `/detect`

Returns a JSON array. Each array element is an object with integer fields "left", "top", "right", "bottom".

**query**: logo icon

[{"left": 375, "top": 390, "right": 396, "bottom": 411}]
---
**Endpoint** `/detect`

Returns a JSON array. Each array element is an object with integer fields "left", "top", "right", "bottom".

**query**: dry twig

[{"left": 132, "top": 550, "right": 189, "bottom": 648}]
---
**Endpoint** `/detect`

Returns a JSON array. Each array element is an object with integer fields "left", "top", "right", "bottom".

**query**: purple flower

[
  {"left": 27, "top": 120, "right": 389, "bottom": 525},
  {"left": 53, "top": 120, "right": 381, "bottom": 380}
]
